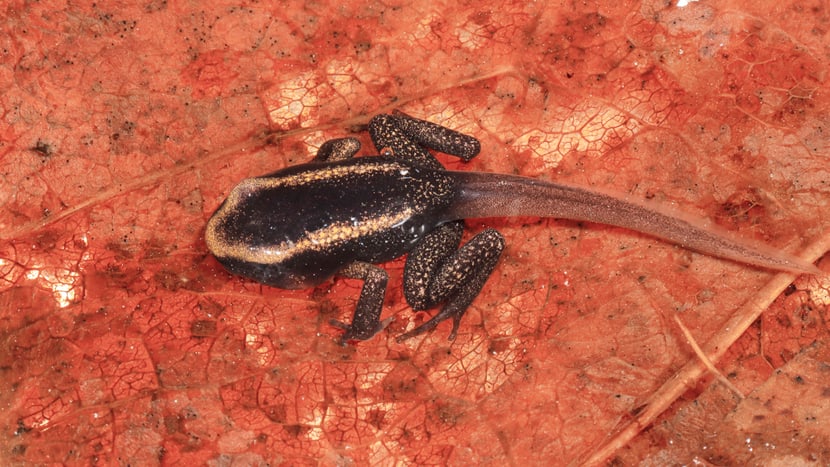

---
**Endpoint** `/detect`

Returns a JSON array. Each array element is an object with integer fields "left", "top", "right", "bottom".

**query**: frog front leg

[
  {"left": 329, "top": 262, "right": 395, "bottom": 344},
  {"left": 313, "top": 137, "right": 361, "bottom": 162}
]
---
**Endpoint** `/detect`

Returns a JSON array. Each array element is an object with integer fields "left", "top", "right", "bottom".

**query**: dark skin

[
  {"left": 206, "top": 112, "right": 504, "bottom": 343},
  {"left": 205, "top": 112, "right": 816, "bottom": 344}
]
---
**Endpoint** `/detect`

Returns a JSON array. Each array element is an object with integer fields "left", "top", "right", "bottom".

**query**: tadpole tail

[{"left": 446, "top": 171, "right": 819, "bottom": 275}]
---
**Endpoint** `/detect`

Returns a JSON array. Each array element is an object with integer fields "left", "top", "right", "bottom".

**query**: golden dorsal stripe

[
  {"left": 252, "top": 161, "right": 408, "bottom": 190},
  {"left": 205, "top": 160, "right": 416, "bottom": 262},
  {"left": 219, "top": 162, "right": 411, "bottom": 214},
  {"left": 211, "top": 208, "right": 414, "bottom": 263}
]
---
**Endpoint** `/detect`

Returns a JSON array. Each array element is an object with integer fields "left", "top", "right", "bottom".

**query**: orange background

[{"left": 1, "top": 0, "right": 829, "bottom": 464}]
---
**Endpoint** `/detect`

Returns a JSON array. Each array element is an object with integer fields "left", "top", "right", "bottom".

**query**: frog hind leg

[
  {"left": 369, "top": 112, "right": 481, "bottom": 169},
  {"left": 399, "top": 223, "right": 505, "bottom": 342},
  {"left": 389, "top": 110, "right": 480, "bottom": 161},
  {"left": 369, "top": 114, "right": 442, "bottom": 169}
]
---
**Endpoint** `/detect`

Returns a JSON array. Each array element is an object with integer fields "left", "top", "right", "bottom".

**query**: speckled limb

[
  {"left": 390, "top": 110, "right": 480, "bottom": 161},
  {"left": 403, "top": 221, "right": 465, "bottom": 310},
  {"left": 313, "top": 137, "right": 361, "bottom": 162},
  {"left": 369, "top": 114, "right": 441, "bottom": 169},
  {"left": 369, "top": 112, "right": 480, "bottom": 169},
  {"left": 330, "top": 261, "right": 393, "bottom": 344},
  {"left": 398, "top": 228, "right": 506, "bottom": 341}
]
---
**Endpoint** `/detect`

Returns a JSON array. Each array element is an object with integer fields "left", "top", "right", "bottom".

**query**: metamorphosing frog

[{"left": 205, "top": 112, "right": 817, "bottom": 344}]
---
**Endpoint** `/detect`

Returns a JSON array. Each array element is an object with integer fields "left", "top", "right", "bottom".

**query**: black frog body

[
  {"left": 205, "top": 112, "right": 817, "bottom": 344},
  {"left": 206, "top": 156, "right": 459, "bottom": 289}
]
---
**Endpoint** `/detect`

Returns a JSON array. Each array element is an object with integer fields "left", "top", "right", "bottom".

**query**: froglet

[{"left": 205, "top": 112, "right": 817, "bottom": 343}]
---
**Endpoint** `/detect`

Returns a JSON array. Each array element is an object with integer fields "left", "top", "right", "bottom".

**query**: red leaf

[{"left": 2, "top": 1, "right": 828, "bottom": 464}]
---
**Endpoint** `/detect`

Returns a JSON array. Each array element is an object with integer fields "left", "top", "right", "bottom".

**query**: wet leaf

[{"left": 1, "top": 0, "right": 828, "bottom": 465}]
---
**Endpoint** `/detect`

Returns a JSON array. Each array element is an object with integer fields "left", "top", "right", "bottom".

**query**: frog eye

[{"left": 379, "top": 147, "right": 395, "bottom": 157}]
